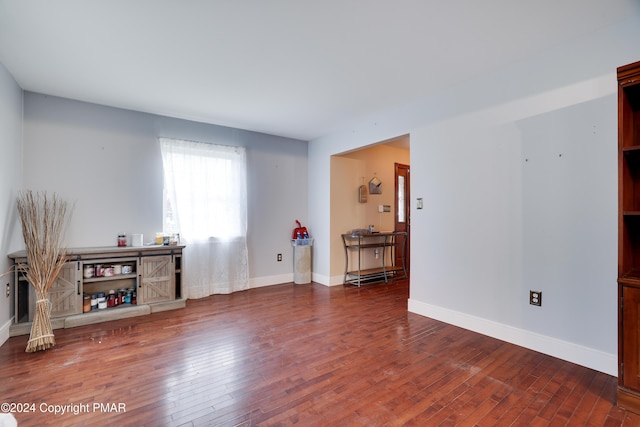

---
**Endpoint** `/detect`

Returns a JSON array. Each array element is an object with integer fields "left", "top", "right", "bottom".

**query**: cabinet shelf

[
  {"left": 83, "top": 273, "right": 137, "bottom": 284},
  {"left": 345, "top": 242, "right": 394, "bottom": 249},
  {"left": 85, "top": 302, "right": 138, "bottom": 312},
  {"left": 618, "top": 273, "right": 640, "bottom": 287},
  {"left": 345, "top": 267, "right": 405, "bottom": 283}
]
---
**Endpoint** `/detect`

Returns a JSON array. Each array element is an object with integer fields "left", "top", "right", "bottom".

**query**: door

[
  {"left": 621, "top": 285, "right": 640, "bottom": 391},
  {"left": 48, "top": 261, "right": 81, "bottom": 318},
  {"left": 394, "top": 163, "right": 410, "bottom": 275},
  {"left": 139, "top": 255, "right": 175, "bottom": 304}
]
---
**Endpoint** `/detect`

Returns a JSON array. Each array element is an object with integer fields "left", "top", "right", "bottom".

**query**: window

[
  {"left": 159, "top": 138, "right": 247, "bottom": 241},
  {"left": 159, "top": 137, "right": 249, "bottom": 296}
]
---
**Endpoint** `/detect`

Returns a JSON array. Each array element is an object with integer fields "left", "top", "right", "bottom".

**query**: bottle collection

[
  {"left": 155, "top": 232, "right": 180, "bottom": 246},
  {"left": 83, "top": 263, "right": 134, "bottom": 279},
  {"left": 82, "top": 262, "right": 138, "bottom": 313},
  {"left": 83, "top": 288, "right": 137, "bottom": 312}
]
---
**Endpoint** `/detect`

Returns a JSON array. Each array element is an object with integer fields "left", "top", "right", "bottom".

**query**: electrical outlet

[
  {"left": 5, "top": 283, "right": 9, "bottom": 298},
  {"left": 277, "top": 253, "right": 282, "bottom": 262},
  {"left": 529, "top": 290, "right": 542, "bottom": 306}
]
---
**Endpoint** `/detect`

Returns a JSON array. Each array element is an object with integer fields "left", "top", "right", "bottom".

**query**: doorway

[{"left": 328, "top": 134, "right": 410, "bottom": 282}]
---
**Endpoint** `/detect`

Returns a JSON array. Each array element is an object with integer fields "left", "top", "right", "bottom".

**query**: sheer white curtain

[{"left": 159, "top": 138, "right": 248, "bottom": 297}]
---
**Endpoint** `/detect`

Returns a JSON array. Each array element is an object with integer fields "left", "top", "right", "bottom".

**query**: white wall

[
  {"left": 22, "top": 93, "right": 307, "bottom": 287},
  {"left": 0, "top": 63, "right": 23, "bottom": 345},
  {"left": 308, "top": 13, "right": 640, "bottom": 375}
]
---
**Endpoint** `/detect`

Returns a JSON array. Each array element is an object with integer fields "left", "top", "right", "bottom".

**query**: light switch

[
  {"left": 378, "top": 205, "right": 384, "bottom": 213},
  {"left": 417, "top": 198, "right": 423, "bottom": 209}
]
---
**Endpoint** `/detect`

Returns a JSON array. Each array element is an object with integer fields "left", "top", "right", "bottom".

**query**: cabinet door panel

[
  {"left": 139, "top": 255, "right": 174, "bottom": 304},
  {"left": 48, "top": 262, "right": 81, "bottom": 317},
  {"left": 622, "top": 286, "right": 640, "bottom": 390}
]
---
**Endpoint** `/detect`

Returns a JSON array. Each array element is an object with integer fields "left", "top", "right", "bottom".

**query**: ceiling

[{"left": 0, "top": 1, "right": 637, "bottom": 141}]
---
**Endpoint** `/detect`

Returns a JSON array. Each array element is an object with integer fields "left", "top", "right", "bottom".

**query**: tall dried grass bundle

[{"left": 17, "top": 191, "right": 70, "bottom": 353}]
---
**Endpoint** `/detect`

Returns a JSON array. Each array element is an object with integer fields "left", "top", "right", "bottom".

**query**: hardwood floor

[{"left": 0, "top": 279, "right": 637, "bottom": 426}]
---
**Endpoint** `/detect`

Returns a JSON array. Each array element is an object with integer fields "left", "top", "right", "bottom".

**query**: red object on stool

[{"left": 292, "top": 220, "right": 308, "bottom": 239}]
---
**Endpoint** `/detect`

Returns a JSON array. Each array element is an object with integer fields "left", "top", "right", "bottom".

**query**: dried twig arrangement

[{"left": 17, "top": 191, "right": 70, "bottom": 353}]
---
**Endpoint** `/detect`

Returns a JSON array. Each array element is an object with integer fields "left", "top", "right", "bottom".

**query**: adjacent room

[{"left": 2, "top": 1, "right": 640, "bottom": 425}]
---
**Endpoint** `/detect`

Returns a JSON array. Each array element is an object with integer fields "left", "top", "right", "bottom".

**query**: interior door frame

[{"left": 394, "top": 163, "right": 410, "bottom": 277}]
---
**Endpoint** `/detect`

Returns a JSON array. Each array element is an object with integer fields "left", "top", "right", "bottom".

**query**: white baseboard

[
  {"left": 328, "top": 274, "right": 345, "bottom": 286},
  {"left": 311, "top": 273, "right": 343, "bottom": 286},
  {"left": 248, "top": 273, "right": 342, "bottom": 287},
  {"left": 408, "top": 298, "right": 617, "bottom": 377},
  {"left": 0, "top": 316, "right": 13, "bottom": 347},
  {"left": 311, "top": 272, "right": 330, "bottom": 286},
  {"left": 249, "top": 273, "right": 293, "bottom": 289}
]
